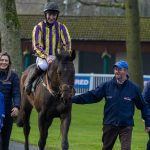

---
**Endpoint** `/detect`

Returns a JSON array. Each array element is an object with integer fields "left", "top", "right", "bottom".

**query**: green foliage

[{"left": 11, "top": 102, "right": 148, "bottom": 150}]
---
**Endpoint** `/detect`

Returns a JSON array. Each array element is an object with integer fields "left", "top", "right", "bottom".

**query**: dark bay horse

[{"left": 17, "top": 50, "right": 75, "bottom": 150}]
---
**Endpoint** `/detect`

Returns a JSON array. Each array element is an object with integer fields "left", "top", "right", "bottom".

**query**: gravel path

[{"left": 9, "top": 141, "right": 38, "bottom": 150}]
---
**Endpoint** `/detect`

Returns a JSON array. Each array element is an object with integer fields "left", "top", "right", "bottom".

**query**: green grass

[{"left": 11, "top": 102, "right": 148, "bottom": 150}]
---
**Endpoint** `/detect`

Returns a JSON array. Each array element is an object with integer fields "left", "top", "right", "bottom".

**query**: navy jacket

[
  {"left": 0, "top": 92, "right": 4, "bottom": 116},
  {"left": 0, "top": 92, "right": 5, "bottom": 131},
  {"left": 143, "top": 81, "right": 150, "bottom": 106},
  {"left": 0, "top": 70, "right": 20, "bottom": 115},
  {"left": 72, "top": 77, "right": 150, "bottom": 127}
]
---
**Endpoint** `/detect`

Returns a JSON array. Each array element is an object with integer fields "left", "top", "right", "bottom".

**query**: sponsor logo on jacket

[{"left": 124, "top": 97, "right": 131, "bottom": 101}]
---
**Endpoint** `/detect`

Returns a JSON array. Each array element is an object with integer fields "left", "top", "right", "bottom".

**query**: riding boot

[{"left": 25, "top": 66, "right": 43, "bottom": 95}]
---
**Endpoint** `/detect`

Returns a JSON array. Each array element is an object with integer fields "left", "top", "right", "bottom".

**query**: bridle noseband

[{"left": 41, "top": 72, "right": 74, "bottom": 101}]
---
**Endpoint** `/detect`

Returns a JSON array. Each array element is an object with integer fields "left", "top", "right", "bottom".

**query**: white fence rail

[{"left": 74, "top": 73, "right": 150, "bottom": 95}]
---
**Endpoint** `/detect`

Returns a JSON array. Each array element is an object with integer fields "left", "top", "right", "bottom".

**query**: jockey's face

[
  {"left": 0, "top": 55, "right": 10, "bottom": 70},
  {"left": 45, "top": 11, "right": 58, "bottom": 24}
]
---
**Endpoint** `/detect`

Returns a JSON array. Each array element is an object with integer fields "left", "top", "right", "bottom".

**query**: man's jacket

[
  {"left": 72, "top": 77, "right": 150, "bottom": 127},
  {"left": 143, "top": 81, "right": 150, "bottom": 106}
]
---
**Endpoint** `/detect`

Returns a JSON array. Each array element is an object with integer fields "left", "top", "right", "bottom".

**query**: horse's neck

[{"left": 46, "top": 69, "right": 59, "bottom": 91}]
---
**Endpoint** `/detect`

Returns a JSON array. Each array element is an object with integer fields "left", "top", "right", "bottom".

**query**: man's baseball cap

[{"left": 113, "top": 60, "right": 128, "bottom": 69}]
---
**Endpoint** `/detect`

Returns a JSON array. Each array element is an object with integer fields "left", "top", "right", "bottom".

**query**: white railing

[{"left": 74, "top": 73, "right": 150, "bottom": 95}]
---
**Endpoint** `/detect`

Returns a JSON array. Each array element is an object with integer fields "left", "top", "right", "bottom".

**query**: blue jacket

[
  {"left": 0, "top": 92, "right": 5, "bottom": 131},
  {"left": 143, "top": 81, "right": 150, "bottom": 106},
  {"left": 72, "top": 77, "right": 150, "bottom": 127},
  {"left": 0, "top": 70, "right": 20, "bottom": 115}
]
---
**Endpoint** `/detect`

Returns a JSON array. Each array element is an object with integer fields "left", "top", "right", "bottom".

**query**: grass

[{"left": 11, "top": 101, "right": 148, "bottom": 150}]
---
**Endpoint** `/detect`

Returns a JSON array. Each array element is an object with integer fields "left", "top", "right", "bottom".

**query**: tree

[
  {"left": 0, "top": 0, "right": 22, "bottom": 76},
  {"left": 76, "top": 0, "right": 143, "bottom": 89},
  {"left": 125, "top": 0, "right": 143, "bottom": 89}
]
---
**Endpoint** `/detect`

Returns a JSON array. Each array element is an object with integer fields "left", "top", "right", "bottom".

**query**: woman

[{"left": 0, "top": 51, "right": 20, "bottom": 150}]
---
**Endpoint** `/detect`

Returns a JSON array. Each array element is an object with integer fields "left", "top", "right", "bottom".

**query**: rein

[
  {"left": 41, "top": 72, "right": 74, "bottom": 98},
  {"left": 41, "top": 72, "right": 59, "bottom": 97}
]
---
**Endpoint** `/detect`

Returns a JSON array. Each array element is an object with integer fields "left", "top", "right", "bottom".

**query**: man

[
  {"left": 142, "top": 81, "right": 150, "bottom": 150},
  {"left": 25, "top": 2, "right": 72, "bottom": 95},
  {"left": 72, "top": 60, "right": 150, "bottom": 150}
]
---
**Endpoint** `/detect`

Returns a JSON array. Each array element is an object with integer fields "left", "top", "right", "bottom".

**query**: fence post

[{"left": 89, "top": 73, "right": 94, "bottom": 90}]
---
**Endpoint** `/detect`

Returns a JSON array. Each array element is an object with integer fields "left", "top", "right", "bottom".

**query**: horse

[{"left": 17, "top": 49, "right": 76, "bottom": 150}]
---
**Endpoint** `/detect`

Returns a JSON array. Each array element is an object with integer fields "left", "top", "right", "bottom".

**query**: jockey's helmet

[{"left": 43, "top": 2, "right": 59, "bottom": 14}]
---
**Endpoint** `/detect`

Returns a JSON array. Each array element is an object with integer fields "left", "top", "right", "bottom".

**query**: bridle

[{"left": 41, "top": 72, "right": 74, "bottom": 101}]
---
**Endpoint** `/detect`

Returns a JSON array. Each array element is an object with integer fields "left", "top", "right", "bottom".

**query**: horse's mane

[
  {"left": 47, "top": 49, "right": 75, "bottom": 71},
  {"left": 56, "top": 50, "right": 75, "bottom": 62}
]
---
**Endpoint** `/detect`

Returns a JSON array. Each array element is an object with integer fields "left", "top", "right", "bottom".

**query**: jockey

[{"left": 24, "top": 2, "right": 72, "bottom": 95}]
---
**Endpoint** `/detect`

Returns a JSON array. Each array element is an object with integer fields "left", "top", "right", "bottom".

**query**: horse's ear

[{"left": 70, "top": 49, "right": 76, "bottom": 61}]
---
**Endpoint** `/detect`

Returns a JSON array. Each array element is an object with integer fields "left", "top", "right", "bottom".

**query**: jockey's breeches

[{"left": 36, "top": 57, "right": 48, "bottom": 71}]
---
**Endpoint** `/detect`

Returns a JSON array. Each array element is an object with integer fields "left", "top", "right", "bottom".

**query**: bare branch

[{"left": 76, "top": 0, "right": 125, "bottom": 9}]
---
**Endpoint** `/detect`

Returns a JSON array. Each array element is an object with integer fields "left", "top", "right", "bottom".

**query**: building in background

[
  {"left": 13, "top": 0, "right": 150, "bottom": 74},
  {"left": 17, "top": 15, "right": 150, "bottom": 74},
  {"left": 16, "top": 0, "right": 150, "bottom": 16}
]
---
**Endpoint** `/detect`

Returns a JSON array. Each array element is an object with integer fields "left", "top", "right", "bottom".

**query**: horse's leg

[
  {"left": 17, "top": 94, "right": 27, "bottom": 127},
  {"left": 60, "top": 112, "right": 71, "bottom": 150},
  {"left": 38, "top": 111, "right": 53, "bottom": 150},
  {"left": 17, "top": 92, "right": 33, "bottom": 150},
  {"left": 23, "top": 105, "right": 32, "bottom": 150}
]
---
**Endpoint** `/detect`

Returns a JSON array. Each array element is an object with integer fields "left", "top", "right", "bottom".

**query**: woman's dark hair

[{"left": 0, "top": 51, "right": 12, "bottom": 81}]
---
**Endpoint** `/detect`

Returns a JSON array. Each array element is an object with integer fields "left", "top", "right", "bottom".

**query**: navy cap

[{"left": 113, "top": 60, "right": 128, "bottom": 69}]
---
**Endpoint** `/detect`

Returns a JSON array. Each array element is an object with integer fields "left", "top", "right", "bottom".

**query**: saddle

[
  {"left": 31, "top": 75, "right": 43, "bottom": 93},
  {"left": 24, "top": 64, "right": 45, "bottom": 94}
]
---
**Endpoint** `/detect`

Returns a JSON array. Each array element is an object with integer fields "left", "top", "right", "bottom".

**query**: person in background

[
  {"left": 24, "top": 1, "right": 72, "bottom": 95},
  {"left": 0, "top": 92, "right": 5, "bottom": 150},
  {"left": 0, "top": 51, "right": 20, "bottom": 150},
  {"left": 72, "top": 60, "right": 150, "bottom": 150},
  {"left": 142, "top": 81, "right": 150, "bottom": 150}
]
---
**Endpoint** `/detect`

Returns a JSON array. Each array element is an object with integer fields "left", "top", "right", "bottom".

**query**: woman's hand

[{"left": 11, "top": 107, "right": 19, "bottom": 117}]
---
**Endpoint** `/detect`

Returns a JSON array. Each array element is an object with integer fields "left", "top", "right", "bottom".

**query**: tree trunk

[
  {"left": 125, "top": 0, "right": 143, "bottom": 89},
  {"left": 0, "top": 0, "right": 22, "bottom": 77}
]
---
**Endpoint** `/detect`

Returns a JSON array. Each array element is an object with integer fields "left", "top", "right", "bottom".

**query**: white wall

[
  {"left": 16, "top": 0, "right": 46, "bottom": 14},
  {"left": 115, "top": 51, "right": 127, "bottom": 61}
]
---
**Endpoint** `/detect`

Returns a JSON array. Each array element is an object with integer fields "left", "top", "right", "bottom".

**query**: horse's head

[{"left": 48, "top": 49, "right": 76, "bottom": 103}]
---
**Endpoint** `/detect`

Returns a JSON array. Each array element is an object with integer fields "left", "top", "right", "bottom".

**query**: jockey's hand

[
  {"left": 46, "top": 55, "right": 56, "bottom": 64},
  {"left": 11, "top": 107, "right": 19, "bottom": 117}
]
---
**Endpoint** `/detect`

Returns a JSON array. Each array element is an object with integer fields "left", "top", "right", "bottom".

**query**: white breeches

[{"left": 36, "top": 57, "right": 48, "bottom": 71}]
